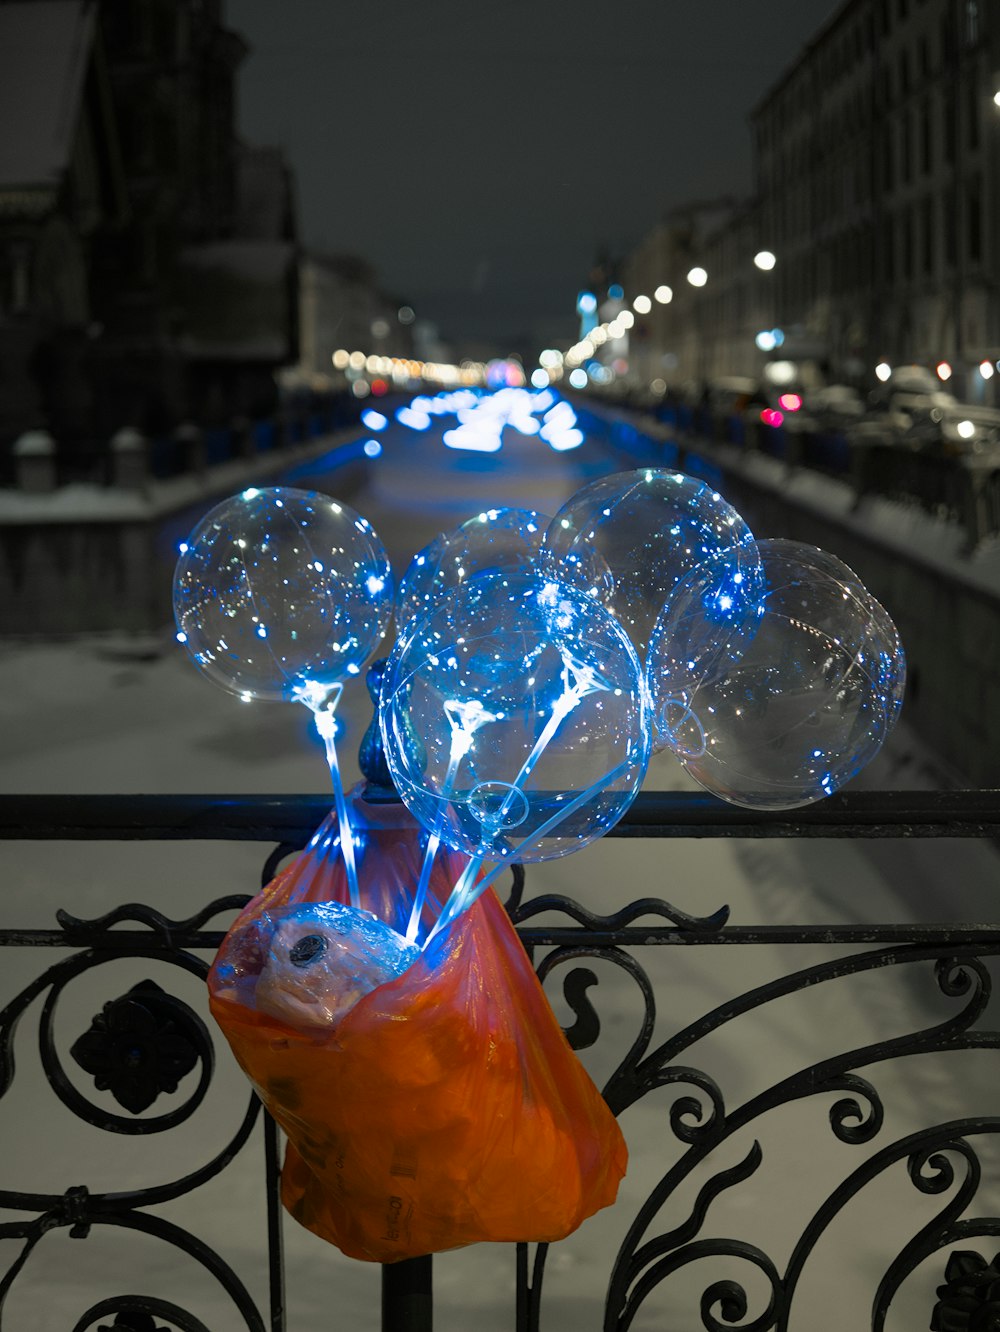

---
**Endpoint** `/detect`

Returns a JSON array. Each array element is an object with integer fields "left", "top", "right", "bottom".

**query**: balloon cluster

[{"left": 173, "top": 469, "right": 905, "bottom": 945}]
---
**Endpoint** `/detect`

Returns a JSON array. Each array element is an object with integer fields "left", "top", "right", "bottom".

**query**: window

[
  {"left": 901, "top": 208, "right": 914, "bottom": 280},
  {"left": 965, "top": 0, "right": 979, "bottom": 45},
  {"left": 944, "top": 90, "right": 957, "bottom": 163},
  {"left": 967, "top": 178, "right": 982, "bottom": 263},
  {"left": 922, "top": 196, "right": 935, "bottom": 274},
  {"left": 967, "top": 71, "right": 980, "bottom": 150},
  {"left": 920, "top": 100, "right": 932, "bottom": 172},
  {"left": 944, "top": 194, "right": 957, "bottom": 266}
]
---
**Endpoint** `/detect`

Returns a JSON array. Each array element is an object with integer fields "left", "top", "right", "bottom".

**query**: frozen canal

[{"left": 1, "top": 394, "right": 997, "bottom": 1331}]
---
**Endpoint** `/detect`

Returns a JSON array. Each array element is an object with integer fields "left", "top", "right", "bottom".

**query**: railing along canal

[{"left": 1, "top": 790, "right": 998, "bottom": 1331}]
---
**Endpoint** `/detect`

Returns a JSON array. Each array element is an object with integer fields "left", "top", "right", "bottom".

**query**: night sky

[{"left": 227, "top": 0, "right": 840, "bottom": 352}]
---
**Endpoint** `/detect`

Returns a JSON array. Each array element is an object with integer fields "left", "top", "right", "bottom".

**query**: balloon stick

[
  {"left": 310, "top": 684, "right": 361, "bottom": 910},
  {"left": 423, "top": 756, "right": 632, "bottom": 949},
  {"left": 405, "top": 703, "right": 491, "bottom": 944}
]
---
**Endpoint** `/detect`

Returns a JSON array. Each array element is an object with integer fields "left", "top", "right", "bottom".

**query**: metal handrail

[{"left": 2, "top": 788, "right": 999, "bottom": 1332}]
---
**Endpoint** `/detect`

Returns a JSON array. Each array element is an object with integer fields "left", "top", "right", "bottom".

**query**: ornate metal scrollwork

[
  {"left": 930, "top": 1249, "right": 1000, "bottom": 1331},
  {"left": 70, "top": 979, "right": 204, "bottom": 1115},
  {"left": 84, "top": 1293, "right": 213, "bottom": 1331}
]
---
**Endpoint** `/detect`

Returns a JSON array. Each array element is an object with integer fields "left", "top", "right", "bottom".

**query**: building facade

[
  {"left": 616, "top": 0, "right": 1000, "bottom": 402},
  {"left": 0, "top": 0, "right": 299, "bottom": 472}
]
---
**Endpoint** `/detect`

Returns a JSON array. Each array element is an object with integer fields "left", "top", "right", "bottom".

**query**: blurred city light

[
  {"left": 396, "top": 406, "right": 432, "bottom": 430},
  {"left": 875, "top": 362, "right": 892, "bottom": 382},
  {"left": 568, "top": 368, "right": 588, "bottom": 388},
  {"left": 360, "top": 409, "right": 388, "bottom": 430},
  {"left": 397, "top": 306, "right": 415, "bottom": 324},
  {"left": 332, "top": 349, "right": 350, "bottom": 369},
  {"left": 577, "top": 292, "right": 598, "bottom": 314},
  {"left": 778, "top": 392, "right": 803, "bottom": 412},
  {"left": 957, "top": 419, "right": 976, "bottom": 439},
  {"left": 654, "top": 285, "right": 673, "bottom": 304},
  {"left": 608, "top": 283, "right": 624, "bottom": 300},
  {"left": 363, "top": 439, "right": 383, "bottom": 457},
  {"left": 632, "top": 294, "right": 652, "bottom": 313},
  {"left": 761, "top": 408, "right": 784, "bottom": 427},
  {"left": 754, "top": 250, "right": 777, "bottom": 270},
  {"left": 687, "top": 267, "right": 708, "bottom": 287},
  {"left": 979, "top": 360, "right": 994, "bottom": 380},
  {"left": 936, "top": 361, "right": 953, "bottom": 381},
  {"left": 618, "top": 311, "right": 635, "bottom": 329},
  {"left": 764, "top": 360, "right": 797, "bottom": 384},
  {"left": 530, "top": 368, "right": 550, "bottom": 388}
]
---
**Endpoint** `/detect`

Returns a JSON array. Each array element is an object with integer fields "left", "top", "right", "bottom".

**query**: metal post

[{"left": 382, "top": 1256, "right": 432, "bottom": 1332}]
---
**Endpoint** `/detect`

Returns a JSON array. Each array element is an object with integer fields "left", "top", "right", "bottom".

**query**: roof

[{"left": 0, "top": 1, "right": 95, "bottom": 192}]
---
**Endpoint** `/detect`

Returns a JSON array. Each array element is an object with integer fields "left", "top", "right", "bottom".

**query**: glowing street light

[
  {"left": 687, "top": 267, "right": 708, "bottom": 287},
  {"left": 632, "top": 294, "right": 652, "bottom": 314},
  {"left": 754, "top": 250, "right": 777, "bottom": 271},
  {"left": 654, "top": 285, "right": 673, "bottom": 304},
  {"left": 875, "top": 362, "right": 892, "bottom": 382}
]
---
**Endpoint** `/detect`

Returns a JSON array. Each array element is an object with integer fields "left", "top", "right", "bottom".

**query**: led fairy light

[
  {"left": 176, "top": 461, "right": 906, "bottom": 964},
  {"left": 380, "top": 568, "right": 651, "bottom": 949},
  {"left": 172, "top": 486, "right": 394, "bottom": 908}
]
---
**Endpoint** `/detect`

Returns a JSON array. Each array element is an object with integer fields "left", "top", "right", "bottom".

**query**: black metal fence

[
  {"left": 590, "top": 394, "right": 1000, "bottom": 556},
  {"left": 1, "top": 790, "right": 999, "bottom": 1331}
]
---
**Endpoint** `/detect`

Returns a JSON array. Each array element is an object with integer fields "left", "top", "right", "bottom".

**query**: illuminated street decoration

[
  {"left": 173, "top": 485, "right": 393, "bottom": 906},
  {"left": 176, "top": 449, "right": 904, "bottom": 1266},
  {"left": 647, "top": 539, "right": 906, "bottom": 809}
]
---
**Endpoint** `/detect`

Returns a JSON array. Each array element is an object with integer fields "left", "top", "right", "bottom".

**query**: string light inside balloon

[
  {"left": 175, "top": 461, "right": 904, "bottom": 954},
  {"left": 173, "top": 485, "right": 394, "bottom": 906}
]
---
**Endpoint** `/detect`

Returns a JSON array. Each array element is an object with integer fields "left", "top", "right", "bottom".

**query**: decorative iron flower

[
  {"left": 931, "top": 1249, "right": 1000, "bottom": 1331},
  {"left": 71, "top": 979, "right": 200, "bottom": 1114},
  {"left": 98, "top": 1314, "right": 169, "bottom": 1332}
]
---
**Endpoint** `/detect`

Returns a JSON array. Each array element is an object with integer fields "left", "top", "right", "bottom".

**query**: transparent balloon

[
  {"left": 544, "top": 469, "right": 759, "bottom": 660},
  {"left": 379, "top": 571, "right": 650, "bottom": 863},
  {"left": 395, "top": 506, "right": 608, "bottom": 635},
  {"left": 173, "top": 486, "right": 393, "bottom": 703},
  {"left": 645, "top": 543, "right": 766, "bottom": 749},
  {"left": 649, "top": 538, "right": 905, "bottom": 809}
]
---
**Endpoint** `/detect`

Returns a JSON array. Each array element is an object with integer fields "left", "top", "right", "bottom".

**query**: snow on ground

[{"left": 1, "top": 407, "right": 998, "bottom": 1331}]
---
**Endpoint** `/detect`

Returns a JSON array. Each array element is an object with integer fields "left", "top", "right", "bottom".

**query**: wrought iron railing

[{"left": 1, "top": 789, "right": 999, "bottom": 1331}]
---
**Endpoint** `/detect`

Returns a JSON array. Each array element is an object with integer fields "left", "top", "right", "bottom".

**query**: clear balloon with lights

[
  {"left": 395, "top": 506, "right": 609, "bottom": 635},
  {"left": 380, "top": 569, "right": 650, "bottom": 937},
  {"left": 173, "top": 485, "right": 394, "bottom": 910},
  {"left": 646, "top": 538, "right": 905, "bottom": 810},
  {"left": 543, "top": 468, "right": 761, "bottom": 661},
  {"left": 174, "top": 485, "right": 392, "bottom": 703}
]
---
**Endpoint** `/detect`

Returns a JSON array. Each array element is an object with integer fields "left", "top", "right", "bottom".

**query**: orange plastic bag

[{"left": 208, "top": 794, "right": 627, "bottom": 1263}]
